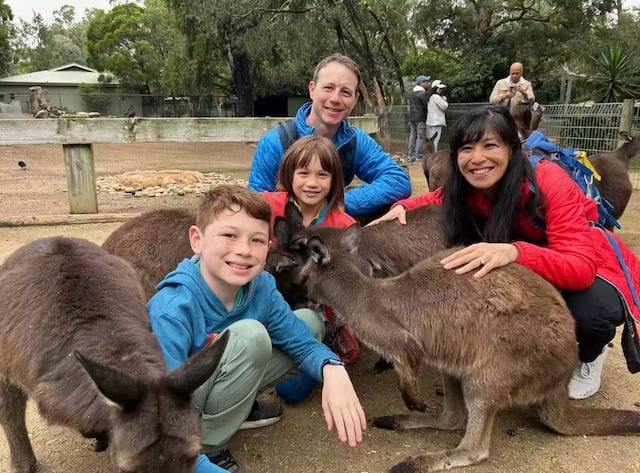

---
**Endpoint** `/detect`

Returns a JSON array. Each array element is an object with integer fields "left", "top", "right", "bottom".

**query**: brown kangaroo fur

[
  {"left": 0, "top": 236, "right": 229, "bottom": 473},
  {"left": 269, "top": 201, "right": 447, "bottom": 280},
  {"left": 267, "top": 201, "right": 448, "bottom": 372},
  {"left": 297, "top": 227, "right": 640, "bottom": 472},
  {"left": 102, "top": 208, "right": 195, "bottom": 300},
  {"left": 420, "top": 132, "right": 451, "bottom": 191},
  {"left": 589, "top": 131, "right": 640, "bottom": 227},
  {"left": 103, "top": 207, "right": 313, "bottom": 307}
]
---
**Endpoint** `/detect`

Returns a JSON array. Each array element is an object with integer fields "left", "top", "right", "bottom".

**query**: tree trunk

[{"left": 231, "top": 50, "right": 254, "bottom": 117}]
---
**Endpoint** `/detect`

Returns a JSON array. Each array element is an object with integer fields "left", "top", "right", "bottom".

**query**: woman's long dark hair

[{"left": 443, "top": 105, "right": 541, "bottom": 245}]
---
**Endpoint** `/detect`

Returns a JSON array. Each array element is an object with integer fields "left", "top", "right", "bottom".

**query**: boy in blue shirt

[{"left": 148, "top": 185, "right": 366, "bottom": 473}]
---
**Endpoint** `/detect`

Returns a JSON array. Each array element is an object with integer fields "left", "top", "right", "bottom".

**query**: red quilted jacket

[{"left": 396, "top": 159, "right": 640, "bottom": 322}]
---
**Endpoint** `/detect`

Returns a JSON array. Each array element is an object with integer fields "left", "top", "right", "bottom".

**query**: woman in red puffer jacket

[{"left": 370, "top": 105, "right": 639, "bottom": 401}]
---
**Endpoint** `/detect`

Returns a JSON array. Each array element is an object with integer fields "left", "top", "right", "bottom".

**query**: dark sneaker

[
  {"left": 239, "top": 399, "right": 284, "bottom": 430},
  {"left": 206, "top": 447, "right": 244, "bottom": 473}
]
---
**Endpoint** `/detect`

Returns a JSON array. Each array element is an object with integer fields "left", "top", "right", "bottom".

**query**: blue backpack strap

[
  {"left": 277, "top": 119, "right": 298, "bottom": 152},
  {"left": 527, "top": 148, "right": 621, "bottom": 229},
  {"left": 277, "top": 119, "right": 356, "bottom": 185}
]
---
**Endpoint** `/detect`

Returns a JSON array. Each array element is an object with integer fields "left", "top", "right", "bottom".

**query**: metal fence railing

[{"left": 376, "top": 100, "right": 640, "bottom": 188}]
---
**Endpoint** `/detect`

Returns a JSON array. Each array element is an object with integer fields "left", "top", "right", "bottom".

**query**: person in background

[
  {"left": 148, "top": 185, "right": 366, "bottom": 473},
  {"left": 426, "top": 81, "right": 448, "bottom": 151},
  {"left": 407, "top": 74, "right": 431, "bottom": 163},
  {"left": 262, "top": 135, "right": 361, "bottom": 404},
  {"left": 489, "top": 62, "right": 535, "bottom": 113},
  {"left": 248, "top": 53, "right": 411, "bottom": 220},
  {"left": 368, "top": 106, "right": 640, "bottom": 402}
]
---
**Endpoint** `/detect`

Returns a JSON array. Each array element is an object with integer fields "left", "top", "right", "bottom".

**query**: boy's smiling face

[{"left": 189, "top": 206, "right": 269, "bottom": 303}]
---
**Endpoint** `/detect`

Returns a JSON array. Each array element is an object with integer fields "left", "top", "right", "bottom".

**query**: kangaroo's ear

[
  {"left": 619, "top": 131, "right": 632, "bottom": 143},
  {"left": 75, "top": 351, "right": 145, "bottom": 412},
  {"left": 308, "top": 236, "right": 330, "bottom": 265},
  {"left": 284, "top": 201, "right": 303, "bottom": 230},
  {"left": 273, "top": 216, "right": 290, "bottom": 245},
  {"left": 272, "top": 253, "right": 300, "bottom": 273},
  {"left": 341, "top": 225, "right": 361, "bottom": 254},
  {"left": 169, "top": 330, "right": 230, "bottom": 398}
]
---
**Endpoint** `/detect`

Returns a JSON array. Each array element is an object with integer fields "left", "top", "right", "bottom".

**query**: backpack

[
  {"left": 524, "top": 130, "right": 620, "bottom": 229},
  {"left": 277, "top": 119, "right": 357, "bottom": 184}
]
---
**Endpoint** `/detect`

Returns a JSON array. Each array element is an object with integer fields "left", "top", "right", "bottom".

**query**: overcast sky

[
  {"left": 4, "top": 0, "right": 640, "bottom": 24},
  {"left": 5, "top": 0, "right": 115, "bottom": 24}
]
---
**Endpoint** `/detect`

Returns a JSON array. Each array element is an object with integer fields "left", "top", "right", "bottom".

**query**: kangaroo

[
  {"left": 103, "top": 206, "right": 313, "bottom": 308},
  {"left": 589, "top": 131, "right": 640, "bottom": 226},
  {"left": 296, "top": 227, "right": 640, "bottom": 472},
  {"left": 0, "top": 236, "right": 229, "bottom": 473},
  {"left": 102, "top": 208, "right": 195, "bottom": 300},
  {"left": 420, "top": 132, "right": 451, "bottom": 191},
  {"left": 268, "top": 200, "right": 447, "bottom": 280}
]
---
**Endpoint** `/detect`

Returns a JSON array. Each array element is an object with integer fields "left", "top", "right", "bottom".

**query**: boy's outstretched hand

[{"left": 321, "top": 364, "right": 366, "bottom": 447}]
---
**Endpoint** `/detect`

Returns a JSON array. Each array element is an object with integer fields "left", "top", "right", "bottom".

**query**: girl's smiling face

[
  {"left": 292, "top": 154, "right": 332, "bottom": 218},
  {"left": 456, "top": 128, "right": 511, "bottom": 199}
]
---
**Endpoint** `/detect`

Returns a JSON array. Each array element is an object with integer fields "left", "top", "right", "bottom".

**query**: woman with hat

[{"left": 426, "top": 81, "right": 448, "bottom": 151}]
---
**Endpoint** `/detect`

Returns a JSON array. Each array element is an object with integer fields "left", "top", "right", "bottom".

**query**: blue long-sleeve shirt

[{"left": 248, "top": 102, "right": 411, "bottom": 217}]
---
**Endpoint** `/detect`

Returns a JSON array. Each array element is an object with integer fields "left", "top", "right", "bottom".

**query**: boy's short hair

[{"left": 196, "top": 185, "right": 271, "bottom": 229}]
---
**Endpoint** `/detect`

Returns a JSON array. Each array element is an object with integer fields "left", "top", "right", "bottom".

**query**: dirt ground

[{"left": 1, "top": 142, "right": 640, "bottom": 473}]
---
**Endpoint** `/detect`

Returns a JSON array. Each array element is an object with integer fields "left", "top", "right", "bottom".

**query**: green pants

[{"left": 192, "top": 308, "right": 325, "bottom": 449}]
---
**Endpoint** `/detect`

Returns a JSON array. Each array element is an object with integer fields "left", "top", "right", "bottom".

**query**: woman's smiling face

[{"left": 456, "top": 128, "right": 511, "bottom": 199}]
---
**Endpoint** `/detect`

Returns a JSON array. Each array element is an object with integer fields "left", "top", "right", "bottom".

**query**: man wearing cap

[
  {"left": 407, "top": 74, "right": 431, "bottom": 163},
  {"left": 426, "top": 81, "right": 448, "bottom": 151},
  {"left": 489, "top": 62, "right": 535, "bottom": 113}
]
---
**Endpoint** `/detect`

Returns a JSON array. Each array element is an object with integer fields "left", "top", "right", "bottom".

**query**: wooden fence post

[
  {"left": 63, "top": 143, "right": 98, "bottom": 214},
  {"left": 619, "top": 99, "right": 634, "bottom": 147}
]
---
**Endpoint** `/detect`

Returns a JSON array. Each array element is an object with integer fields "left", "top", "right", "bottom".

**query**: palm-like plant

[{"left": 587, "top": 42, "right": 640, "bottom": 102}]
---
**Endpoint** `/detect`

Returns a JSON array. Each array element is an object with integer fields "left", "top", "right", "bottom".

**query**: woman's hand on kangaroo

[
  {"left": 366, "top": 205, "right": 407, "bottom": 226},
  {"left": 440, "top": 242, "right": 519, "bottom": 278}
]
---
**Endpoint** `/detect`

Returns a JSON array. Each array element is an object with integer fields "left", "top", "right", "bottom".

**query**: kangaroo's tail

[{"left": 537, "top": 388, "right": 640, "bottom": 435}]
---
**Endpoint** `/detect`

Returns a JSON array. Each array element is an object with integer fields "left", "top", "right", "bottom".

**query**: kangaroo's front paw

[
  {"left": 372, "top": 415, "right": 399, "bottom": 430},
  {"left": 390, "top": 458, "right": 419, "bottom": 473}
]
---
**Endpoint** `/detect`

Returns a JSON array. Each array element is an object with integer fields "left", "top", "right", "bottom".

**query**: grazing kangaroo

[
  {"left": 102, "top": 208, "right": 195, "bottom": 300},
  {"left": 589, "top": 131, "right": 640, "bottom": 226},
  {"left": 420, "top": 132, "right": 451, "bottom": 191},
  {"left": 0, "top": 236, "right": 229, "bottom": 473},
  {"left": 296, "top": 227, "right": 640, "bottom": 472}
]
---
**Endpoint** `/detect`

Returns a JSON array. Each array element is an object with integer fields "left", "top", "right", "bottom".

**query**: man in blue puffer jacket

[{"left": 248, "top": 54, "right": 411, "bottom": 219}]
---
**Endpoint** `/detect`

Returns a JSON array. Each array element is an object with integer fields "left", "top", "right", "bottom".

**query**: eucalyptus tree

[
  {"left": 10, "top": 6, "right": 89, "bottom": 74},
  {"left": 0, "top": 0, "right": 12, "bottom": 77},
  {"left": 409, "top": 0, "right": 615, "bottom": 102}
]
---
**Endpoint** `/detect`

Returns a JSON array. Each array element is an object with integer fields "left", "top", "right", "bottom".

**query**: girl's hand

[
  {"left": 366, "top": 206, "right": 407, "bottom": 226},
  {"left": 440, "top": 242, "right": 519, "bottom": 278}
]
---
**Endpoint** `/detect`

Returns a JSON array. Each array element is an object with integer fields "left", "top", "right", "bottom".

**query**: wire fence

[{"left": 377, "top": 101, "right": 640, "bottom": 188}]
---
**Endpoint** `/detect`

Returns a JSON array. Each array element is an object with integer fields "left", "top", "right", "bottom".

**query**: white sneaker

[{"left": 568, "top": 347, "right": 608, "bottom": 400}]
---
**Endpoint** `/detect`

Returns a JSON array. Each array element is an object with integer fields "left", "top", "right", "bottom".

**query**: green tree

[
  {"left": 10, "top": 6, "right": 89, "bottom": 73},
  {"left": 409, "top": 0, "right": 615, "bottom": 102},
  {"left": 86, "top": 4, "right": 159, "bottom": 93},
  {"left": 0, "top": 0, "right": 13, "bottom": 77}
]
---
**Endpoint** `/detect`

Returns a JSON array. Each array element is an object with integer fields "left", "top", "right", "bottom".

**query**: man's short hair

[{"left": 312, "top": 53, "right": 362, "bottom": 89}]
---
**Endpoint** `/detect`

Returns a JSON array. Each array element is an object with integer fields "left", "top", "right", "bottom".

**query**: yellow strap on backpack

[{"left": 575, "top": 151, "right": 601, "bottom": 181}]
